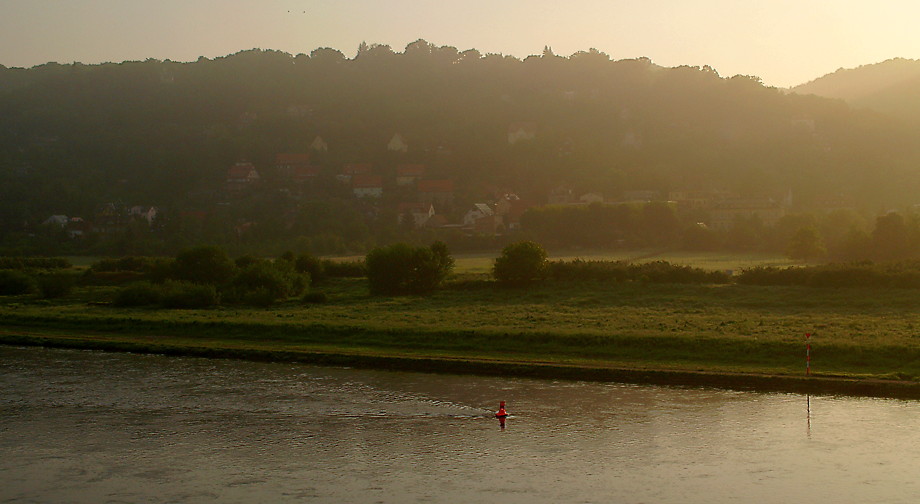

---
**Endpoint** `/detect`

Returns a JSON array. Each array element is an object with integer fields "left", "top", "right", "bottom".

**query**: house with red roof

[
  {"left": 275, "top": 153, "right": 317, "bottom": 183},
  {"left": 396, "top": 164, "right": 426, "bottom": 186},
  {"left": 417, "top": 179, "right": 455, "bottom": 208},
  {"left": 291, "top": 165, "right": 320, "bottom": 183},
  {"left": 352, "top": 174, "right": 384, "bottom": 198},
  {"left": 226, "top": 161, "right": 260, "bottom": 194},
  {"left": 338, "top": 163, "right": 373, "bottom": 183},
  {"left": 494, "top": 193, "right": 533, "bottom": 231}
]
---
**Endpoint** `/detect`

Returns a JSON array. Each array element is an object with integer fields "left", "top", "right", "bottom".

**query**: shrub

[
  {"left": 36, "top": 272, "right": 76, "bottom": 298},
  {"left": 736, "top": 266, "right": 809, "bottom": 286},
  {"left": 321, "top": 259, "right": 367, "bottom": 278},
  {"left": 0, "top": 257, "right": 71, "bottom": 270},
  {"left": 241, "top": 287, "right": 278, "bottom": 307},
  {"left": 365, "top": 241, "right": 454, "bottom": 295},
  {"left": 113, "top": 282, "right": 163, "bottom": 307},
  {"left": 493, "top": 241, "right": 548, "bottom": 286},
  {"left": 630, "top": 261, "right": 731, "bottom": 284},
  {"left": 736, "top": 261, "right": 920, "bottom": 289},
  {"left": 419, "top": 241, "right": 455, "bottom": 290},
  {"left": 173, "top": 246, "right": 236, "bottom": 285},
  {"left": 295, "top": 253, "right": 325, "bottom": 282},
  {"left": 548, "top": 259, "right": 730, "bottom": 284},
  {"left": 230, "top": 262, "right": 291, "bottom": 300},
  {"left": 89, "top": 256, "right": 157, "bottom": 273},
  {"left": 234, "top": 255, "right": 260, "bottom": 269},
  {"left": 548, "top": 259, "right": 630, "bottom": 282},
  {"left": 159, "top": 281, "right": 218, "bottom": 309},
  {"left": 225, "top": 261, "right": 309, "bottom": 305},
  {"left": 85, "top": 256, "right": 174, "bottom": 285},
  {"left": 83, "top": 270, "right": 147, "bottom": 285},
  {"left": 302, "top": 291, "right": 329, "bottom": 304},
  {"left": 146, "top": 258, "right": 175, "bottom": 283},
  {"left": 0, "top": 270, "right": 35, "bottom": 295}
]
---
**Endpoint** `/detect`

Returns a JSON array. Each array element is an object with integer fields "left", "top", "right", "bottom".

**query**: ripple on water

[{"left": 4, "top": 346, "right": 920, "bottom": 504}]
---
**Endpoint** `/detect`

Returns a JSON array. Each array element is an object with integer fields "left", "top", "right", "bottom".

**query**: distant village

[{"left": 41, "top": 122, "right": 839, "bottom": 245}]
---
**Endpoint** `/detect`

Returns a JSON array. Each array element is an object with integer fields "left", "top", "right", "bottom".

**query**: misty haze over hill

[
  {"left": 792, "top": 58, "right": 920, "bottom": 122},
  {"left": 2, "top": 41, "right": 920, "bottom": 257}
]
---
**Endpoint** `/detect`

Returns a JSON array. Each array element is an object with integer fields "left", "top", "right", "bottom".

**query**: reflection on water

[{"left": 2, "top": 346, "right": 920, "bottom": 503}]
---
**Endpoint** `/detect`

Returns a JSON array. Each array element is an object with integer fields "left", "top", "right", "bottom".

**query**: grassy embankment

[{"left": 2, "top": 251, "right": 920, "bottom": 397}]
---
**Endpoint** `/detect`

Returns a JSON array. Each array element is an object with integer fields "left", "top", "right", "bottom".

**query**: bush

[
  {"left": 225, "top": 261, "right": 309, "bottom": 305},
  {"left": 548, "top": 259, "right": 631, "bottom": 282},
  {"left": 234, "top": 255, "right": 260, "bottom": 269},
  {"left": 302, "top": 291, "right": 329, "bottom": 304},
  {"left": 295, "top": 253, "right": 325, "bottom": 282},
  {"left": 322, "top": 259, "right": 367, "bottom": 278},
  {"left": 36, "top": 272, "right": 76, "bottom": 298},
  {"left": 493, "top": 241, "right": 548, "bottom": 286},
  {"left": 230, "top": 262, "right": 292, "bottom": 301},
  {"left": 113, "top": 282, "right": 163, "bottom": 307},
  {"left": 548, "top": 259, "right": 730, "bottom": 284},
  {"left": 241, "top": 287, "right": 278, "bottom": 307},
  {"left": 630, "top": 261, "right": 731, "bottom": 284},
  {"left": 736, "top": 261, "right": 920, "bottom": 289},
  {"left": 83, "top": 270, "right": 147, "bottom": 285},
  {"left": 736, "top": 266, "right": 810, "bottom": 286},
  {"left": 89, "top": 256, "right": 158, "bottom": 273},
  {"left": 0, "top": 270, "right": 35, "bottom": 295},
  {"left": 159, "top": 281, "right": 218, "bottom": 309},
  {"left": 85, "top": 256, "right": 174, "bottom": 285},
  {"left": 172, "top": 246, "right": 236, "bottom": 285},
  {"left": 0, "top": 257, "right": 71, "bottom": 270},
  {"left": 366, "top": 241, "right": 454, "bottom": 295},
  {"left": 419, "top": 241, "right": 455, "bottom": 290}
]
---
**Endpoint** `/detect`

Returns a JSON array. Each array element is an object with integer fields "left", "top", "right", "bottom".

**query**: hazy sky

[{"left": 2, "top": 0, "right": 919, "bottom": 88}]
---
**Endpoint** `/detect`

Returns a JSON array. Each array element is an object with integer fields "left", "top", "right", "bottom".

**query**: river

[{"left": 2, "top": 345, "right": 919, "bottom": 503}]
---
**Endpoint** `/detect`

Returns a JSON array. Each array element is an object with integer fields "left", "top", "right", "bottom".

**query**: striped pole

[{"left": 805, "top": 333, "right": 811, "bottom": 376}]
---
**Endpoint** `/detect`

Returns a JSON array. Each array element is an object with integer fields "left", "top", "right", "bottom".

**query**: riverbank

[
  {"left": 2, "top": 325, "right": 919, "bottom": 399},
  {"left": 3, "top": 276, "right": 920, "bottom": 398}
]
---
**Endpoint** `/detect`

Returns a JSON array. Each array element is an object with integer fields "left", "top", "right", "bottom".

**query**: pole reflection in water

[{"left": 806, "top": 394, "right": 811, "bottom": 438}]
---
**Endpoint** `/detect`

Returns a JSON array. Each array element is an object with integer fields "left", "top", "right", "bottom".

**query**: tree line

[{"left": 2, "top": 41, "right": 920, "bottom": 256}]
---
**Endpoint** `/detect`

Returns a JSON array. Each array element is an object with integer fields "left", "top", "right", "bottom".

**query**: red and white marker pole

[{"left": 805, "top": 333, "right": 811, "bottom": 376}]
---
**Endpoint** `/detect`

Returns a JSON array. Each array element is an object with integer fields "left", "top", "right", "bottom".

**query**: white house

[
  {"left": 396, "top": 164, "right": 425, "bottom": 186},
  {"left": 310, "top": 136, "right": 328, "bottom": 152},
  {"left": 463, "top": 203, "right": 495, "bottom": 227},
  {"left": 388, "top": 133, "right": 408, "bottom": 152},
  {"left": 352, "top": 175, "right": 384, "bottom": 198},
  {"left": 129, "top": 206, "right": 158, "bottom": 225},
  {"left": 397, "top": 202, "right": 435, "bottom": 228},
  {"left": 508, "top": 122, "right": 537, "bottom": 144},
  {"left": 579, "top": 192, "right": 604, "bottom": 204}
]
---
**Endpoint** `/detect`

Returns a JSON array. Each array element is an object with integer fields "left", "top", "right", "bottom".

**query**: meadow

[
  {"left": 3, "top": 261, "right": 920, "bottom": 394},
  {"left": 451, "top": 250, "right": 796, "bottom": 274}
]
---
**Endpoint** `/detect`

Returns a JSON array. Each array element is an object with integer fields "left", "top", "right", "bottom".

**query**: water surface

[{"left": 2, "top": 346, "right": 919, "bottom": 503}]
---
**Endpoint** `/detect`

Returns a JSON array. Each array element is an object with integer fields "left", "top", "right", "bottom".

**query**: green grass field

[
  {"left": 451, "top": 250, "right": 796, "bottom": 274},
  {"left": 3, "top": 268, "right": 920, "bottom": 387}
]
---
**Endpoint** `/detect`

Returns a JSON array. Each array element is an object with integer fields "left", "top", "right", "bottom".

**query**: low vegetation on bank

[{"left": 4, "top": 242, "right": 920, "bottom": 388}]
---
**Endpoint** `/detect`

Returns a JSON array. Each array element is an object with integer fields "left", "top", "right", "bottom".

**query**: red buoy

[{"left": 496, "top": 401, "right": 508, "bottom": 430}]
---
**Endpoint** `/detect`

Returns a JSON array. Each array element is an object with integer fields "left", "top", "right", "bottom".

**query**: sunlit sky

[{"left": 2, "top": 0, "right": 919, "bottom": 88}]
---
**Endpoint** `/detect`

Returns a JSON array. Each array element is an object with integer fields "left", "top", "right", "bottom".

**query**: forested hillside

[
  {"left": 792, "top": 58, "right": 920, "bottom": 122},
  {"left": 2, "top": 41, "right": 920, "bottom": 256}
]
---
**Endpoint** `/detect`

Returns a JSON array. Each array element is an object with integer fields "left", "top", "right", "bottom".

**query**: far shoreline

[{"left": 4, "top": 332, "right": 919, "bottom": 400}]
